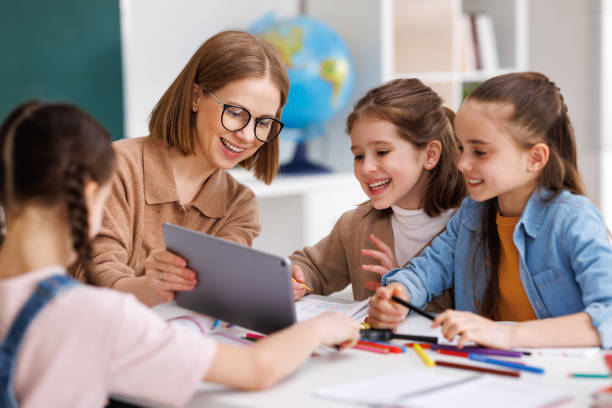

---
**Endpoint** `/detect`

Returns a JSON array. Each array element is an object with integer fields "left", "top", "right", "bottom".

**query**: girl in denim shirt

[{"left": 369, "top": 72, "right": 612, "bottom": 350}]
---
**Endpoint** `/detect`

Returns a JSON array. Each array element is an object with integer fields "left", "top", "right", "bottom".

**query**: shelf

[{"left": 387, "top": 68, "right": 517, "bottom": 84}]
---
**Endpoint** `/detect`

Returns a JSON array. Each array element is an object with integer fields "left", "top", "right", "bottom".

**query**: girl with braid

[
  {"left": 76, "top": 30, "right": 289, "bottom": 306},
  {"left": 0, "top": 101, "right": 359, "bottom": 407},
  {"left": 369, "top": 72, "right": 612, "bottom": 349}
]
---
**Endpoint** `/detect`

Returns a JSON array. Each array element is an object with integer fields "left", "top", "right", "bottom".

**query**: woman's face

[{"left": 191, "top": 77, "right": 281, "bottom": 170}]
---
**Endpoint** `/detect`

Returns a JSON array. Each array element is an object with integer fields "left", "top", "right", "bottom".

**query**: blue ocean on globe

[{"left": 250, "top": 14, "right": 355, "bottom": 144}]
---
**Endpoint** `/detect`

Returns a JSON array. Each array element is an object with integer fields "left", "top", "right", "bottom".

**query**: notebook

[{"left": 163, "top": 223, "right": 296, "bottom": 334}]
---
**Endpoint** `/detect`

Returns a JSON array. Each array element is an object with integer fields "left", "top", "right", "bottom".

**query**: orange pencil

[
  {"left": 354, "top": 344, "right": 390, "bottom": 354},
  {"left": 358, "top": 340, "right": 403, "bottom": 354},
  {"left": 404, "top": 342, "right": 432, "bottom": 349}
]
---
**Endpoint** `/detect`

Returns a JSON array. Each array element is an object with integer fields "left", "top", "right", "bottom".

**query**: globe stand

[{"left": 279, "top": 142, "right": 329, "bottom": 175}]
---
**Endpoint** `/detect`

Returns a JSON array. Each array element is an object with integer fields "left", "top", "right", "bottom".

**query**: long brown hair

[
  {"left": 346, "top": 78, "right": 467, "bottom": 216},
  {"left": 0, "top": 101, "right": 116, "bottom": 273},
  {"left": 149, "top": 30, "right": 289, "bottom": 185},
  {"left": 466, "top": 72, "right": 585, "bottom": 317}
]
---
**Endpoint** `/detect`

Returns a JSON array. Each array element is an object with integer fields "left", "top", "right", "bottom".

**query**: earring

[{"left": 192, "top": 106, "right": 198, "bottom": 113}]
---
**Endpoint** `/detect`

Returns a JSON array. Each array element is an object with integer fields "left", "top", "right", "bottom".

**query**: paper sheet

[
  {"left": 313, "top": 370, "right": 572, "bottom": 408},
  {"left": 295, "top": 295, "right": 369, "bottom": 321}
]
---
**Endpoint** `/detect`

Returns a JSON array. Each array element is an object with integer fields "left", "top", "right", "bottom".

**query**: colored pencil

[
  {"left": 211, "top": 319, "right": 220, "bottom": 330},
  {"left": 391, "top": 296, "right": 436, "bottom": 320},
  {"left": 431, "top": 344, "right": 523, "bottom": 358},
  {"left": 245, "top": 332, "right": 265, "bottom": 339},
  {"left": 436, "top": 349, "right": 469, "bottom": 358},
  {"left": 468, "top": 353, "right": 544, "bottom": 374},
  {"left": 435, "top": 359, "right": 520, "bottom": 378},
  {"left": 292, "top": 278, "right": 312, "bottom": 292},
  {"left": 358, "top": 340, "right": 404, "bottom": 354},
  {"left": 405, "top": 342, "right": 432, "bottom": 349},
  {"left": 354, "top": 344, "right": 389, "bottom": 354},
  {"left": 569, "top": 373, "right": 611, "bottom": 379},
  {"left": 413, "top": 343, "right": 435, "bottom": 367}
]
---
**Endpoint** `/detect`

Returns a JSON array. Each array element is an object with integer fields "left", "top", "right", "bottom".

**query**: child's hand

[
  {"left": 144, "top": 249, "right": 197, "bottom": 302},
  {"left": 313, "top": 312, "right": 360, "bottom": 350},
  {"left": 367, "top": 283, "right": 410, "bottom": 329},
  {"left": 361, "top": 233, "right": 400, "bottom": 277},
  {"left": 291, "top": 265, "right": 308, "bottom": 300},
  {"left": 433, "top": 310, "right": 515, "bottom": 349}
]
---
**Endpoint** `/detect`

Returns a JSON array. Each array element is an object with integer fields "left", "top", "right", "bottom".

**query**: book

[
  {"left": 475, "top": 13, "right": 500, "bottom": 71},
  {"left": 295, "top": 294, "right": 369, "bottom": 322}
]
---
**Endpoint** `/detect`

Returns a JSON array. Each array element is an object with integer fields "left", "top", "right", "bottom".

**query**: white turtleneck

[{"left": 390, "top": 205, "right": 456, "bottom": 267}]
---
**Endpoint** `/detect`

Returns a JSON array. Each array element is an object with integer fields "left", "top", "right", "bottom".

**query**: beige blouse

[
  {"left": 74, "top": 136, "right": 260, "bottom": 287},
  {"left": 290, "top": 201, "right": 453, "bottom": 312}
]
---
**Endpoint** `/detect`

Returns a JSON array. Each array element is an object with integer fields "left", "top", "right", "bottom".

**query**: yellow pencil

[
  {"left": 413, "top": 343, "right": 435, "bottom": 367},
  {"left": 292, "top": 278, "right": 312, "bottom": 292}
]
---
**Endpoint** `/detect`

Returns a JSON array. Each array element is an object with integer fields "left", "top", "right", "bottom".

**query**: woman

[{"left": 73, "top": 30, "right": 288, "bottom": 306}]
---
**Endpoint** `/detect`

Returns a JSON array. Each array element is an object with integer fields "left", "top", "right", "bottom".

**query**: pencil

[
  {"left": 358, "top": 340, "right": 405, "bottom": 354},
  {"left": 404, "top": 342, "right": 432, "bottom": 350},
  {"left": 435, "top": 359, "right": 520, "bottom": 378},
  {"left": 292, "top": 278, "right": 312, "bottom": 292},
  {"left": 468, "top": 353, "right": 544, "bottom": 374},
  {"left": 391, "top": 296, "right": 435, "bottom": 320},
  {"left": 354, "top": 344, "right": 390, "bottom": 354},
  {"left": 569, "top": 373, "right": 611, "bottom": 378},
  {"left": 211, "top": 319, "right": 220, "bottom": 330},
  {"left": 413, "top": 343, "right": 435, "bottom": 367}
]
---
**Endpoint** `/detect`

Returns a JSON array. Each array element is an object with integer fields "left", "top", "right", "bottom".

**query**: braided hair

[{"left": 0, "top": 101, "right": 116, "bottom": 272}]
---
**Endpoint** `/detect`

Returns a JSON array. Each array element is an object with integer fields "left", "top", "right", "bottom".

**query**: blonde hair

[{"left": 149, "top": 30, "right": 289, "bottom": 184}]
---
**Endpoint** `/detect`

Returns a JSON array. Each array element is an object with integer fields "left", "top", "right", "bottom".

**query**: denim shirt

[{"left": 382, "top": 189, "right": 612, "bottom": 348}]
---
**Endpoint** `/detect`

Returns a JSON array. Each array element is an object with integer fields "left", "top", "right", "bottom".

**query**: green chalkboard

[{"left": 0, "top": 0, "right": 123, "bottom": 139}]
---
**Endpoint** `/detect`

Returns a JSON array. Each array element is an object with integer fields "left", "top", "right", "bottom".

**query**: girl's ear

[
  {"left": 423, "top": 140, "right": 442, "bottom": 170},
  {"left": 527, "top": 142, "right": 549, "bottom": 172},
  {"left": 191, "top": 84, "right": 201, "bottom": 112}
]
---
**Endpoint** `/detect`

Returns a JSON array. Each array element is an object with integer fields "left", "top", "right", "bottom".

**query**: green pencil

[{"left": 569, "top": 373, "right": 610, "bottom": 378}]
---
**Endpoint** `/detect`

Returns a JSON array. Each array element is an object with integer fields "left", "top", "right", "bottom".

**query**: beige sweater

[
  {"left": 74, "top": 136, "right": 260, "bottom": 286},
  {"left": 290, "top": 202, "right": 453, "bottom": 312}
]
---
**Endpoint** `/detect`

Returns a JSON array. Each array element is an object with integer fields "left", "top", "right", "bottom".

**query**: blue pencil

[
  {"left": 468, "top": 353, "right": 545, "bottom": 374},
  {"left": 211, "top": 319, "right": 220, "bottom": 330}
]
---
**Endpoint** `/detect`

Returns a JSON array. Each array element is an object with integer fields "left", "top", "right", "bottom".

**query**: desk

[{"left": 154, "top": 302, "right": 609, "bottom": 408}]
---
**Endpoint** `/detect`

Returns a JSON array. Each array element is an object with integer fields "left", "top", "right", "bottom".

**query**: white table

[{"left": 153, "top": 302, "right": 610, "bottom": 408}]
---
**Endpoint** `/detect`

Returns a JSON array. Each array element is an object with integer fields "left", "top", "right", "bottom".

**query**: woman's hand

[
  {"left": 312, "top": 312, "right": 361, "bottom": 350},
  {"left": 433, "top": 310, "right": 515, "bottom": 349},
  {"left": 291, "top": 265, "right": 309, "bottom": 301},
  {"left": 144, "top": 249, "right": 197, "bottom": 303},
  {"left": 367, "top": 283, "right": 410, "bottom": 329},
  {"left": 362, "top": 233, "right": 400, "bottom": 291}
]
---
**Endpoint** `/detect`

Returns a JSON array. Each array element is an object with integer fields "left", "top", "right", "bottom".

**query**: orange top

[{"left": 494, "top": 212, "right": 537, "bottom": 321}]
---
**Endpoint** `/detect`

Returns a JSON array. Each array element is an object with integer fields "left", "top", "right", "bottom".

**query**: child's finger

[
  {"left": 369, "top": 233, "right": 393, "bottom": 254},
  {"left": 361, "top": 264, "right": 388, "bottom": 275},
  {"left": 292, "top": 265, "right": 305, "bottom": 282}
]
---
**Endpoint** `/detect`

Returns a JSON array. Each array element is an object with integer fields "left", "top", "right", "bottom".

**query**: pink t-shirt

[{"left": 0, "top": 266, "right": 217, "bottom": 407}]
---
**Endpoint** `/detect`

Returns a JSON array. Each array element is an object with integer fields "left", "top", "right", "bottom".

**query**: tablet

[{"left": 163, "top": 223, "right": 296, "bottom": 334}]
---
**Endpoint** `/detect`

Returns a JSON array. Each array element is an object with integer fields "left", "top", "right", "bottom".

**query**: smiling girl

[
  {"left": 291, "top": 79, "right": 466, "bottom": 307},
  {"left": 73, "top": 31, "right": 289, "bottom": 306},
  {"left": 370, "top": 72, "right": 612, "bottom": 349}
]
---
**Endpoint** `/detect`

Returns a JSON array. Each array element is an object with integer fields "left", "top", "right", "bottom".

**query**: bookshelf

[{"left": 384, "top": 0, "right": 528, "bottom": 110}]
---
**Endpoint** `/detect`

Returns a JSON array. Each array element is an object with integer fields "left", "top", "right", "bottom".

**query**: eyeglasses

[{"left": 204, "top": 89, "right": 284, "bottom": 143}]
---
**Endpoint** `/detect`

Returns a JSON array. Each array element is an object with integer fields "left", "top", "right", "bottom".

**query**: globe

[{"left": 250, "top": 14, "right": 355, "bottom": 173}]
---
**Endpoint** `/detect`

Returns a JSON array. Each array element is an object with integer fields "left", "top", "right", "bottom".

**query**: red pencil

[
  {"left": 435, "top": 359, "right": 520, "bottom": 378},
  {"left": 358, "top": 340, "right": 403, "bottom": 354},
  {"left": 354, "top": 344, "right": 390, "bottom": 354},
  {"left": 436, "top": 349, "right": 469, "bottom": 358},
  {"left": 404, "top": 343, "right": 431, "bottom": 349},
  {"left": 245, "top": 332, "right": 265, "bottom": 340}
]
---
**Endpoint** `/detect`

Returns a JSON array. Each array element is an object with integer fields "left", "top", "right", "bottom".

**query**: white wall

[
  {"left": 120, "top": 0, "right": 299, "bottom": 140},
  {"left": 527, "top": 0, "right": 602, "bottom": 210}
]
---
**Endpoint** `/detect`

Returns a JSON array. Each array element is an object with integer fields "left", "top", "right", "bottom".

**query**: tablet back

[{"left": 163, "top": 223, "right": 296, "bottom": 334}]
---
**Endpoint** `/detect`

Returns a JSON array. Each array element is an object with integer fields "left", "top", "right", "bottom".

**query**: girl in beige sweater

[{"left": 291, "top": 79, "right": 466, "bottom": 311}]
